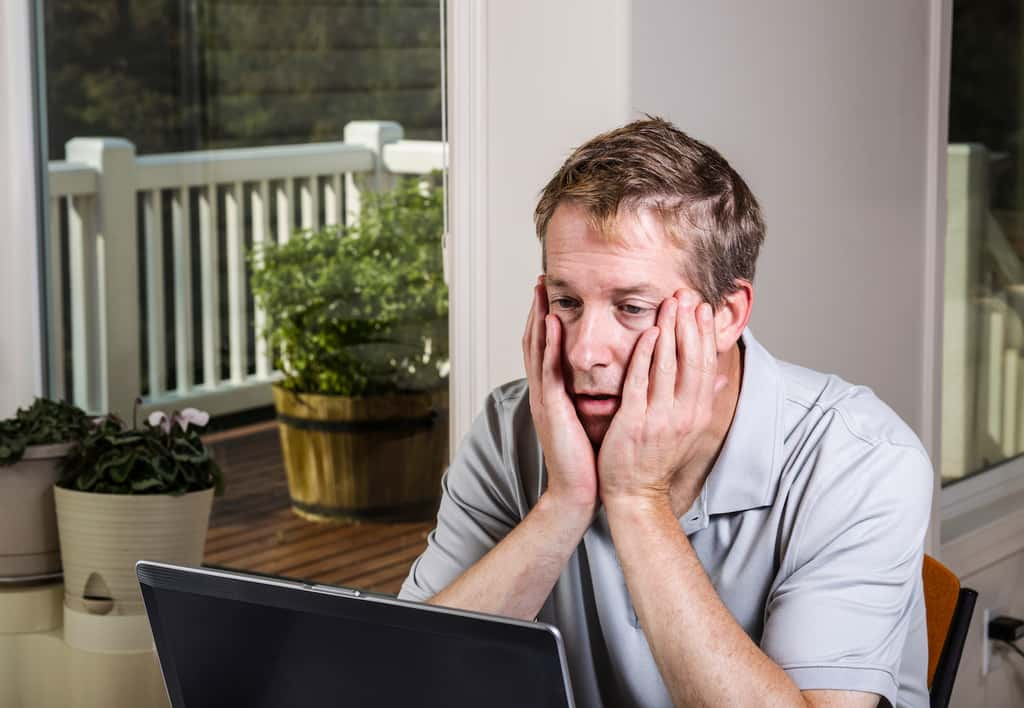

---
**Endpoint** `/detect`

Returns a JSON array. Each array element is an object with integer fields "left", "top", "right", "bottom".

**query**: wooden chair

[{"left": 923, "top": 554, "right": 977, "bottom": 708}]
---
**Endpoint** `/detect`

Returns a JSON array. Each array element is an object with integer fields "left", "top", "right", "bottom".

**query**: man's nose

[{"left": 565, "top": 308, "right": 613, "bottom": 372}]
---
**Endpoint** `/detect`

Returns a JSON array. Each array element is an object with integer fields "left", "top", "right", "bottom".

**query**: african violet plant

[
  {"left": 249, "top": 173, "right": 448, "bottom": 397},
  {"left": 0, "top": 398, "right": 92, "bottom": 466},
  {"left": 58, "top": 402, "right": 224, "bottom": 496}
]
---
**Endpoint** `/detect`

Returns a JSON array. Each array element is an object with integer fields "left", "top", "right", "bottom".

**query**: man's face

[{"left": 544, "top": 202, "right": 694, "bottom": 446}]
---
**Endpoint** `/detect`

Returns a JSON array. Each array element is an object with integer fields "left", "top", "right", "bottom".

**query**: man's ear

[{"left": 713, "top": 280, "right": 753, "bottom": 353}]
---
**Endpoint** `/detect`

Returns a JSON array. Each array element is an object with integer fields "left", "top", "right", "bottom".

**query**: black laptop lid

[{"left": 137, "top": 561, "right": 574, "bottom": 708}]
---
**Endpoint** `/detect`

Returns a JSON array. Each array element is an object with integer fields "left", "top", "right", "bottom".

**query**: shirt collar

[{"left": 704, "top": 328, "right": 784, "bottom": 516}]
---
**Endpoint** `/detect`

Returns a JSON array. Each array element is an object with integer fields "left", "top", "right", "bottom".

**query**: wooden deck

[{"left": 202, "top": 422, "right": 434, "bottom": 596}]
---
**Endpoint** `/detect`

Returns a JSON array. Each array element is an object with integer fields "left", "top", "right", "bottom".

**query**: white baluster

[
  {"left": 975, "top": 296, "right": 1006, "bottom": 464},
  {"left": 276, "top": 178, "right": 293, "bottom": 244},
  {"left": 1004, "top": 348, "right": 1019, "bottom": 459},
  {"left": 1018, "top": 351, "right": 1024, "bottom": 455},
  {"left": 252, "top": 180, "right": 272, "bottom": 378},
  {"left": 67, "top": 195, "right": 102, "bottom": 412},
  {"left": 226, "top": 182, "right": 248, "bottom": 383},
  {"left": 47, "top": 197, "right": 66, "bottom": 400},
  {"left": 300, "top": 176, "right": 318, "bottom": 231},
  {"left": 198, "top": 184, "right": 221, "bottom": 388},
  {"left": 325, "top": 174, "right": 342, "bottom": 227},
  {"left": 172, "top": 187, "right": 193, "bottom": 394},
  {"left": 143, "top": 190, "right": 166, "bottom": 399}
]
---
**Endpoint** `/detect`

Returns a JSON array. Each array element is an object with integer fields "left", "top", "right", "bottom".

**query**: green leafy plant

[
  {"left": 0, "top": 398, "right": 92, "bottom": 466},
  {"left": 249, "top": 173, "right": 448, "bottom": 396},
  {"left": 58, "top": 404, "right": 224, "bottom": 496}
]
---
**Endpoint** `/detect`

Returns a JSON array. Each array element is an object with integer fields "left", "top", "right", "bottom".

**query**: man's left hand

[{"left": 597, "top": 289, "right": 726, "bottom": 513}]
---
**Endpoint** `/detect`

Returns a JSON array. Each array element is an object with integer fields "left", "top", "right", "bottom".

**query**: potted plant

[
  {"left": 250, "top": 173, "right": 449, "bottom": 522},
  {"left": 0, "top": 398, "right": 91, "bottom": 578},
  {"left": 53, "top": 403, "right": 223, "bottom": 617}
]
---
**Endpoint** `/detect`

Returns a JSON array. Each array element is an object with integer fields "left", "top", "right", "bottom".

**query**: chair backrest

[
  {"left": 922, "top": 554, "right": 959, "bottom": 687},
  {"left": 922, "top": 554, "right": 978, "bottom": 708}
]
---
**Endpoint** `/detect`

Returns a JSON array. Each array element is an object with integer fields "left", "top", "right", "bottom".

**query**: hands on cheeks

[
  {"left": 524, "top": 279, "right": 728, "bottom": 518},
  {"left": 597, "top": 289, "right": 728, "bottom": 514},
  {"left": 522, "top": 280, "right": 599, "bottom": 514}
]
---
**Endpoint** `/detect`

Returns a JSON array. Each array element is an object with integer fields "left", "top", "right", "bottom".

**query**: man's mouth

[{"left": 572, "top": 392, "right": 620, "bottom": 417}]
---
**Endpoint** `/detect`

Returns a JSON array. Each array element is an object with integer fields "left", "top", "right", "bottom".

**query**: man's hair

[{"left": 534, "top": 117, "right": 765, "bottom": 306}]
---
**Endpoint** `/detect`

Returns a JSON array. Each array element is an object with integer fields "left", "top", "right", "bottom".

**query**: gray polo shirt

[{"left": 399, "top": 329, "right": 932, "bottom": 708}]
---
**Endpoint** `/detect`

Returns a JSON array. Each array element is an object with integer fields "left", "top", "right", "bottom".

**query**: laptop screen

[{"left": 138, "top": 562, "right": 574, "bottom": 708}]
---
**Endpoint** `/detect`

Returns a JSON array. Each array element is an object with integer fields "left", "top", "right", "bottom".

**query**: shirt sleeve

[
  {"left": 759, "top": 438, "right": 933, "bottom": 705},
  {"left": 398, "top": 390, "right": 525, "bottom": 602}
]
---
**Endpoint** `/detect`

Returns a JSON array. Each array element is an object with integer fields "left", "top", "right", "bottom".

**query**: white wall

[
  {"left": 481, "top": 0, "right": 630, "bottom": 388},
  {"left": 0, "top": 0, "right": 45, "bottom": 418},
  {"left": 630, "top": 0, "right": 934, "bottom": 436}
]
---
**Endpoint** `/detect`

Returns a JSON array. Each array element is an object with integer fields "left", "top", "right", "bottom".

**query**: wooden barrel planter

[{"left": 272, "top": 384, "right": 448, "bottom": 523}]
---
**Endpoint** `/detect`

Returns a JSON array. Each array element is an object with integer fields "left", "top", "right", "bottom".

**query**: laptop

[{"left": 136, "top": 561, "right": 576, "bottom": 708}]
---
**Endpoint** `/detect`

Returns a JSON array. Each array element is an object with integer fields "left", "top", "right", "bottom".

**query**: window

[
  {"left": 38, "top": 0, "right": 447, "bottom": 593},
  {"left": 942, "top": 1, "right": 1024, "bottom": 485}
]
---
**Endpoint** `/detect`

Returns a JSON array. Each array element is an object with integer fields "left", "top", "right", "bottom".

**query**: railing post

[
  {"left": 65, "top": 138, "right": 141, "bottom": 418},
  {"left": 343, "top": 121, "right": 403, "bottom": 225}
]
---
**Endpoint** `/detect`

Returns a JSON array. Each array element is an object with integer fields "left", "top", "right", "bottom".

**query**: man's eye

[
  {"left": 619, "top": 304, "right": 648, "bottom": 316},
  {"left": 551, "top": 297, "right": 578, "bottom": 310}
]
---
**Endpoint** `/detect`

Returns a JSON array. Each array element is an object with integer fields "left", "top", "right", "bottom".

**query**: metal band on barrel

[{"left": 276, "top": 409, "right": 442, "bottom": 433}]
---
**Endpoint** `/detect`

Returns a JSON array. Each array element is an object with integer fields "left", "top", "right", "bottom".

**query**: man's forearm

[
  {"left": 428, "top": 493, "right": 593, "bottom": 621},
  {"left": 604, "top": 496, "right": 812, "bottom": 708}
]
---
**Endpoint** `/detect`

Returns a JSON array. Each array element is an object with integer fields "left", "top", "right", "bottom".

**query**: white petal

[
  {"left": 176, "top": 408, "right": 210, "bottom": 431},
  {"left": 180, "top": 408, "right": 210, "bottom": 426}
]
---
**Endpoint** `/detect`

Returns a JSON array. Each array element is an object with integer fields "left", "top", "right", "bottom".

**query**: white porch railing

[{"left": 45, "top": 120, "right": 444, "bottom": 419}]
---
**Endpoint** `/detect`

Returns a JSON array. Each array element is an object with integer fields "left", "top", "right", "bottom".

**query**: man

[{"left": 399, "top": 118, "right": 932, "bottom": 708}]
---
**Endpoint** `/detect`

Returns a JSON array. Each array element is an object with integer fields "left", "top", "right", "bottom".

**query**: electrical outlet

[{"left": 982, "top": 607, "right": 1006, "bottom": 676}]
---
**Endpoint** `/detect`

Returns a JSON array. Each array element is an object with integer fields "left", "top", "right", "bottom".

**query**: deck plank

[{"left": 202, "top": 422, "right": 435, "bottom": 595}]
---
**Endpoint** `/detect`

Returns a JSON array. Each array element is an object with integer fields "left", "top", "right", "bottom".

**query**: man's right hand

[
  {"left": 425, "top": 279, "right": 597, "bottom": 620},
  {"left": 522, "top": 278, "right": 598, "bottom": 515}
]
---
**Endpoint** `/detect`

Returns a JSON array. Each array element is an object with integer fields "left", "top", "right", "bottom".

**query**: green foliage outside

[
  {"left": 249, "top": 174, "right": 447, "bottom": 397},
  {"left": 43, "top": 0, "right": 443, "bottom": 157},
  {"left": 0, "top": 398, "right": 92, "bottom": 466},
  {"left": 58, "top": 408, "right": 224, "bottom": 496}
]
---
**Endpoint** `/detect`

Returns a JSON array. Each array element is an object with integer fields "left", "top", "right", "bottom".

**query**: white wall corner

[
  {"left": 923, "top": 0, "right": 954, "bottom": 557},
  {"left": 446, "top": 0, "right": 491, "bottom": 453}
]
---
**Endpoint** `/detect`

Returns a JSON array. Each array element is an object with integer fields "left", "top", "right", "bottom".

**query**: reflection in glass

[
  {"left": 942, "top": 1, "right": 1024, "bottom": 483},
  {"left": 37, "top": 0, "right": 448, "bottom": 587}
]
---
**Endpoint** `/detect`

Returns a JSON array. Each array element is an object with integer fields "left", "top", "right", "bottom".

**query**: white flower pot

[
  {"left": 0, "top": 442, "right": 74, "bottom": 579},
  {"left": 54, "top": 486, "right": 214, "bottom": 616}
]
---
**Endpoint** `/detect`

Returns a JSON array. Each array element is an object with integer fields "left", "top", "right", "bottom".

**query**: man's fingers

[
  {"left": 694, "top": 302, "right": 719, "bottom": 408},
  {"left": 522, "top": 286, "right": 536, "bottom": 360},
  {"left": 650, "top": 298, "right": 677, "bottom": 409},
  {"left": 675, "top": 290, "right": 703, "bottom": 402},
  {"left": 524, "top": 282, "right": 548, "bottom": 409},
  {"left": 622, "top": 326, "right": 659, "bottom": 416},
  {"left": 541, "top": 314, "right": 566, "bottom": 402}
]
